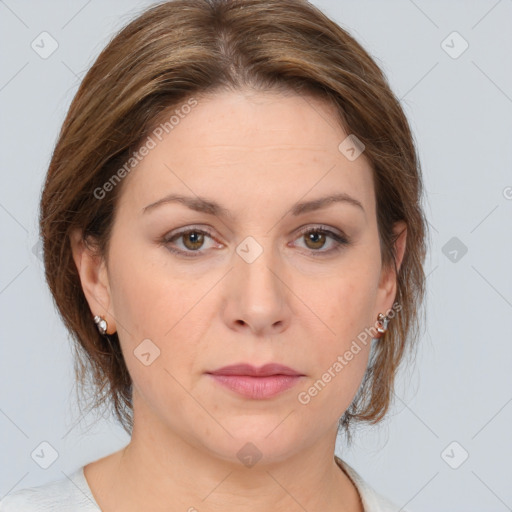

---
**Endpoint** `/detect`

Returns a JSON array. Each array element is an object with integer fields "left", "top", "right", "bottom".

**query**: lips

[
  {"left": 206, "top": 363, "right": 304, "bottom": 399},
  {"left": 208, "top": 363, "right": 303, "bottom": 377}
]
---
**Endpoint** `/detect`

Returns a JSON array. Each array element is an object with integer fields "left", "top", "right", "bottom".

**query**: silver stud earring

[{"left": 94, "top": 315, "right": 108, "bottom": 335}]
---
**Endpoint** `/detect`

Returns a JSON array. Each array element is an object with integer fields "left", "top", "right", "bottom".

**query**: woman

[{"left": 0, "top": 0, "right": 428, "bottom": 510}]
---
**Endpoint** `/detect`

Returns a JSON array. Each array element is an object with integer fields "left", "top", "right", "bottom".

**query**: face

[{"left": 74, "top": 88, "right": 405, "bottom": 465}]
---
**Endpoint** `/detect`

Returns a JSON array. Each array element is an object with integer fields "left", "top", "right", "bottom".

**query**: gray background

[{"left": 1, "top": 0, "right": 511, "bottom": 510}]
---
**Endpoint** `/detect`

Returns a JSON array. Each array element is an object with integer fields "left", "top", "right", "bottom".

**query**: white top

[{"left": 0, "top": 457, "right": 406, "bottom": 511}]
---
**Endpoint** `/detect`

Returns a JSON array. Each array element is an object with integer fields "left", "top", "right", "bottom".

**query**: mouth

[{"left": 206, "top": 363, "right": 305, "bottom": 400}]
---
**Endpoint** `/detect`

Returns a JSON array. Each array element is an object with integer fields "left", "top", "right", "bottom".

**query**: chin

[{"left": 197, "top": 415, "right": 305, "bottom": 466}]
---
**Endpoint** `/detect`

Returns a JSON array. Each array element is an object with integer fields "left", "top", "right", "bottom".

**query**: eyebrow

[{"left": 142, "top": 192, "right": 365, "bottom": 218}]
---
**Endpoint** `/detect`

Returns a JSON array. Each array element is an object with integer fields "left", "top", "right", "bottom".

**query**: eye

[
  {"left": 292, "top": 225, "right": 350, "bottom": 256},
  {"left": 162, "top": 227, "right": 220, "bottom": 257},
  {"left": 161, "top": 225, "right": 350, "bottom": 258}
]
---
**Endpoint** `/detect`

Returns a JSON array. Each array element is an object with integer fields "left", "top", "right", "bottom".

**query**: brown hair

[{"left": 40, "top": 0, "right": 428, "bottom": 439}]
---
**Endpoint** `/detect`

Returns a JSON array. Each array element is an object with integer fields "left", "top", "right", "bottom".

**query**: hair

[{"left": 39, "top": 0, "right": 429, "bottom": 441}]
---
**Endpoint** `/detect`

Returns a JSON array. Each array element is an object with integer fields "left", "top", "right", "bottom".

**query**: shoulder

[
  {"left": 335, "top": 456, "right": 406, "bottom": 512},
  {"left": 0, "top": 467, "right": 100, "bottom": 511}
]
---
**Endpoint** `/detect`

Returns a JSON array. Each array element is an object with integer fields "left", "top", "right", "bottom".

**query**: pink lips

[{"left": 207, "top": 363, "right": 304, "bottom": 399}]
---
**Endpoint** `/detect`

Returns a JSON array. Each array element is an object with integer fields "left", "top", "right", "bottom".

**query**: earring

[
  {"left": 93, "top": 315, "right": 108, "bottom": 335},
  {"left": 376, "top": 312, "right": 388, "bottom": 336}
]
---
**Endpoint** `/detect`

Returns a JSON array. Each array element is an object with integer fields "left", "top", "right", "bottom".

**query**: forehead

[{"left": 117, "top": 89, "right": 375, "bottom": 220}]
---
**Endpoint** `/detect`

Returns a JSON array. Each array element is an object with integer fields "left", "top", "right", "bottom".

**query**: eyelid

[
  {"left": 162, "top": 225, "right": 221, "bottom": 249},
  {"left": 294, "top": 223, "right": 348, "bottom": 240}
]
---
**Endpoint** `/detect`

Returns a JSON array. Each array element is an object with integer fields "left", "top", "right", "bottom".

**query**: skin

[{"left": 71, "top": 88, "right": 406, "bottom": 512}]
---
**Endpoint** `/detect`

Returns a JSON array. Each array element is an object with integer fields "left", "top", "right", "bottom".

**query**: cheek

[
  {"left": 108, "top": 239, "right": 197, "bottom": 340},
  {"left": 108, "top": 257, "right": 203, "bottom": 423},
  {"left": 107, "top": 245, "right": 212, "bottom": 384},
  {"left": 320, "top": 258, "right": 380, "bottom": 349},
  {"left": 298, "top": 256, "right": 379, "bottom": 412},
  {"left": 298, "top": 288, "right": 373, "bottom": 420}
]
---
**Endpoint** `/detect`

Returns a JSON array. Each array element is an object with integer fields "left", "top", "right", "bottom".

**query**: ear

[
  {"left": 70, "top": 228, "right": 117, "bottom": 334},
  {"left": 375, "top": 220, "right": 407, "bottom": 316}
]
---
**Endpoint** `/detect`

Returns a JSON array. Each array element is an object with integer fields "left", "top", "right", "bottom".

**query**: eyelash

[{"left": 161, "top": 225, "right": 350, "bottom": 259}]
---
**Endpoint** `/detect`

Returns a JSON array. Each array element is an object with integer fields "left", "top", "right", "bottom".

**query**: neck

[{"left": 84, "top": 406, "right": 363, "bottom": 512}]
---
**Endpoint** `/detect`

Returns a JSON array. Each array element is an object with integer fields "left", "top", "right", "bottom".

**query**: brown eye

[
  {"left": 181, "top": 231, "right": 205, "bottom": 251},
  {"left": 303, "top": 230, "right": 327, "bottom": 250},
  {"left": 293, "top": 227, "right": 350, "bottom": 256},
  {"left": 163, "top": 228, "right": 219, "bottom": 257}
]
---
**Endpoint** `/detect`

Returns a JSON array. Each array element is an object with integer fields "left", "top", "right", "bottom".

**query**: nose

[{"left": 223, "top": 240, "right": 290, "bottom": 337}]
